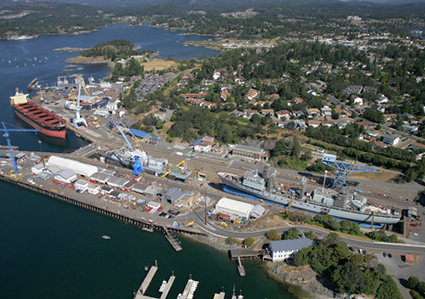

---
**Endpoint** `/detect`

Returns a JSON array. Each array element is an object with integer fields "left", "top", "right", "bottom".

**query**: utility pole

[{"left": 38, "top": 140, "right": 46, "bottom": 168}]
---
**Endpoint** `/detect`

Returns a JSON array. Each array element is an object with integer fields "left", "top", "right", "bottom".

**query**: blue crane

[
  {"left": 110, "top": 121, "right": 145, "bottom": 176},
  {"left": 321, "top": 153, "right": 382, "bottom": 189},
  {"left": 0, "top": 122, "right": 38, "bottom": 175}
]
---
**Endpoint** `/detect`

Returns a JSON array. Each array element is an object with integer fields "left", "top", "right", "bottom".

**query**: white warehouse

[
  {"left": 215, "top": 197, "right": 254, "bottom": 219},
  {"left": 48, "top": 155, "right": 98, "bottom": 177}
]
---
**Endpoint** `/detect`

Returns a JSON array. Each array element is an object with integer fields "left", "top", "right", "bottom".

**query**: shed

[
  {"left": 144, "top": 185, "right": 163, "bottom": 199},
  {"left": 162, "top": 188, "right": 184, "bottom": 204},
  {"left": 87, "top": 183, "right": 100, "bottom": 195},
  {"left": 31, "top": 163, "right": 45, "bottom": 175},
  {"left": 147, "top": 201, "right": 161, "bottom": 209},
  {"left": 190, "top": 138, "right": 204, "bottom": 147},
  {"left": 404, "top": 254, "right": 415, "bottom": 264},
  {"left": 215, "top": 197, "right": 254, "bottom": 219},
  {"left": 91, "top": 172, "right": 113, "bottom": 184},
  {"left": 128, "top": 128, "right": 151, "bottom": 141},
  {"left": 109, "top": 190, "right": 121, "bottom": 199},
  {"left": 100, "top": 186, "right": 113, "bottom": 195},
  {"left": 136, "top": 199, "right": 146, "bottom": 206},
  {"left": 54, "top": 169, "right": 77, "bottom": 184},
  {"left": 74, "top": 179, "right": 89, "bottom": 191},
  {"left": 250, "top": 204, "right": 266, "bottom": 219},
  {"left": 48, "top": 155, "right": 98, "bottom": 177},
  {"left": 132, "top": 183, "right": 149, "bottom": 194}
]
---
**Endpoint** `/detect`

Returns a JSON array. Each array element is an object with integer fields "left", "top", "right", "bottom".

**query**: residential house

[
  {"left": 402, "top": 125, "right": 419, "bottom": 133},
  {"left": 246, "top": 89, "right": 258, "bottom": 101},
  {"left": 261, "top": 109, "right": 274, "bottom": 116},
  {"left": 351, "top": 95, "right": 363, "bottom": 105},
  {"left": 306, "top": 108, "right": 320, "bottom": 119},
  {"left": 201, "top": 79, "right": 214, "bottom": 86},
  {"left": 409, "top": 142, "right": 425, "bottom": 150},
  {"left": 275, "top": 120, "right": 288, "bottom": 128},
  {"left": 322, "top": 121, "right": 334, "bottom": 127},
  {"left": 269, "top": 237, "right": 313, "bottom": 261},
  {"left": 292, "top": 111, "right": 305, "bottom": 119},
  {"left": 220, "top": 91, "right": 231, "bottom": 102},
  {"left": 343, "top": 85, "right": 363, "bottom": 94},
  {"left": 334, "top": 107, "right": 349, "bottom": 118},
  {"left": 355, "top": 121, "right": 372, "bottom": 129},
  {"left": 383, "top": 134, "right": 401, "bottom": 146},
  {"left": 267, "top": 93, "right": 280, "bottom": 101},
  {"left": 376, "top": 94, "right": 389, "bottom": 104},
  {"left": 294, "top": 97, "right": 304, "bottom": 104},
  {"left": 384, "top": 114, "right": 397, "bottom": 122},
  {"left": 308, "top": 120, "right": 320, "bottom": 128},
  {"left": 230, "top": 110, "right": 247, "bottom": 118},
  {"left": 235, "top": 78, "right": 246, "bottom": 85},
  {"left": 276, "top": 110, "right": 291, "bottom": 120},
  {"left": 293, "top": 119, "right": 306, "bottom": 130},
  {"left": 321, "top": 106, "right": 332, "bottom": 118},
  {"left": 363, "top": 86, "right": 377, "bottom": 94}
]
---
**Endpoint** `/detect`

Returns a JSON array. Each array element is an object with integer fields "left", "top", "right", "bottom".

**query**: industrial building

[
  {"left": 215, "top": 197, "right": 254, "bottom": 219},
  {"left": 231, "top": 144, "right": 267, "bottom": 161},
  {"left": 48, "top": 155, "right": 98, "bottom": 177}
]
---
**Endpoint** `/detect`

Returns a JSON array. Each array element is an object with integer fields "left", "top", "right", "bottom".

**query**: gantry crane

[
  {"left": 321, "top": 153, "right": 382, "bottom": 189},
  {"left": 70, "top": 74, "right": 88, "bottom": 129},
  {"left": 0, "top": 122, "right": 38, "bottom": 175}
]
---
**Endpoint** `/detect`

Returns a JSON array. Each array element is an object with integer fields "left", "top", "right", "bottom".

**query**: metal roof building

[
  {"left": 54, "top": 169, "right": 77, "bottom": 184},
  {"left": 90, "top": 172, "right": 113, "bottom": 184},
  {"left": 48, "top": 155, "right": 98, "bottom": 177},
  {"left": 215, "top": 197, "right": 254, "bottom": 219},
  {"left": 128, "top": 128, "right": 151, "bottom": 141},
  {"left": 269, "top": 237, "right": 313, "bottom": 262},
  {"left": 105, "top": 176, "right": 134, "bottom": 190}
]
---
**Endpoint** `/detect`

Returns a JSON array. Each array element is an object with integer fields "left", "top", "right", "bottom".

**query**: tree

[
  {"left": 351, "top": 111, "right": 358, "bottom": 118},
  {"left": 407, "top": 276, "right": 420, "bottom": 290},
  {"left": 267, "top": 229, "right": 281, "bottom": 241},
  {"left": 304, "top": 231, "right": 318, "bottom": 240},
  {"left": 376, "top": 276, "right": 403, "bottom": 299},
  {"left": 292, "top": 136, "right": 301, "bottom": 157},
  {"left": 156, "top": 119, "right": 163, "bottom": 129},
  {"left": 243, "top": 237, "right": 255, "bottom": 247},
  {"left": 283, "top": 228, "right": 300, "bottom": 240}
]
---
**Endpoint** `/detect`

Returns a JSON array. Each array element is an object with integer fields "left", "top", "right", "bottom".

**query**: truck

[{"left": 176, "top": 152, "right": 183, "bottom": 156}]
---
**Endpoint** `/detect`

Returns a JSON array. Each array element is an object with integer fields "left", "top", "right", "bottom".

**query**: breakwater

[{"left": 0, "top": 173, "right": 206, "bottom": 239}]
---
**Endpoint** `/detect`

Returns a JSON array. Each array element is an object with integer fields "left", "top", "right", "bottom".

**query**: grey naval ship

[
  {"left": 218, "top": 165, "right": 400, "bottom": 225},
  {"left": 99, "top": 148, "right": 191, "bottom": 182}
]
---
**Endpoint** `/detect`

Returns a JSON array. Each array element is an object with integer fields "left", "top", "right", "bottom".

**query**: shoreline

[{"left": 65, "top": 56, "right": 115, "bottom": 71}]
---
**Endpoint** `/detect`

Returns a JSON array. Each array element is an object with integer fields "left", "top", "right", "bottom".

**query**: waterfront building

[
  {"left": 231, "top": 144, "right": 267, "bottom": 161},
  {"left": 215, "top": 197, "right": 254, "bottom": 219},
  {"left": 269, "top": 237, "right": 313, "bottom": 262}
]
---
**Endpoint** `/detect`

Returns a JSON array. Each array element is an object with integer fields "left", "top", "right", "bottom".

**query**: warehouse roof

[
  {"left": 48, "top": 155, "right": 98, "bottom": 177},
  {"left": 129, "top": 128, "right": 151, "bottom": 140},
  {"left": 216, "top": 197, "right": 254, "bottom": 215}
]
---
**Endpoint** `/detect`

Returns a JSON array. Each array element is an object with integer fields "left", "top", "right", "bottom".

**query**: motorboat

[
  {"left": 159, "top": 280, "right": 167, "bottom": 292},
  {"left": 176, "top": 294, "right": 182, "bottom": 299},
  {"left": 102, "top": 235, "right": 111, "bottom": 240}
]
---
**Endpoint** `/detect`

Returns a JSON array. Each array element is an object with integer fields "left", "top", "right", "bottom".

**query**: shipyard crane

[
  {"left": 110, "top": 120, "right": 145, "bottom": 176},
  {"left": 0, "top": 122, "right": 38, "bottom": 175},
  {"left": 321, "top": 153, "right": 382, "bottom": 190},
  {"left": 70, "top": 74, "right": 88, "bottom": 129}
]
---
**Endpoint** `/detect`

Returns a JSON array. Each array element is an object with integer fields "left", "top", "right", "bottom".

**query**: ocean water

[{"left": 0, "top": 25, "right": 295, "bottom": 299}]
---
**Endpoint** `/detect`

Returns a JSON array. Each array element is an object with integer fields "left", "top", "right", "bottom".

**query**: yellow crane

[
  {"left": 162, "top": 160, "right": 185, "bottom": 178},
  {"left": 287, "top": 197, "right": 295, "bottom": 209},
  {"left": 70, "top": 74, "right": 90, "bottom": 96}
]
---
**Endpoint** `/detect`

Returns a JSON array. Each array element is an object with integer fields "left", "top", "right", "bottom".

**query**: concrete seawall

[{"left": 0, "top": 173, "right": 206, "bottom": 237}]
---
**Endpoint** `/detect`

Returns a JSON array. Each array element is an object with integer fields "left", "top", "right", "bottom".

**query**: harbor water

[{"left": 0, "top": 24, "right": 295, "bottom": 298}]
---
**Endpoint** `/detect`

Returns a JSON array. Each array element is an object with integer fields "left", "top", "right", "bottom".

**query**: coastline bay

[{"left": 0, "top": 24, "right": 296, "bottom": 299}]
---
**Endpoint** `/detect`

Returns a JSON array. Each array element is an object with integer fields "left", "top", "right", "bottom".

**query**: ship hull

[
  {"left": 13, "top": 108, "right": 66, "bottom": 139},
  {"left": 218, "top": 173, "right": 400, "bottom": 225}
]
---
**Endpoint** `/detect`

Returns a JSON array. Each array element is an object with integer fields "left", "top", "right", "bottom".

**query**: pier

[
  {"left": 180, "top": 279, "right": 199, "bottom": 299},
  {"left": 162, "top": 226, "right": 182, "bottom": 252},
  {"left": 159, "top": 275, "right": 175, "bottom": 299},
  {"left": 213, "top": 292, "right": 225, "bottom": 299},
  {"left": 138, "top": 266, "right": 158, "bottom": 295},
  {"left": 237, "top": 256, "right": 245, "bottom": 277},
  {"left": 229, "top": 249, "right": 261, "bottom": 259}
]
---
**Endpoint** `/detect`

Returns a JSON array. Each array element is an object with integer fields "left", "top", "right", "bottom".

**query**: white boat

[
  {"left": 176, "top": 294, "right": 182, "bottom": 299},
  {"left": 159, "top": 280, "right": 167, "bottom": 292},
  {"left": 102, "top": 235, "right": 111, "bottom": 239},
  {"left": 144, "top": 266, "right": 148, "bottom": 271}
]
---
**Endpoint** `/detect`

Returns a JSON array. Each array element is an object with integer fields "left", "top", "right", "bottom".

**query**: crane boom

[
  {"left": 321, "top": 154, "right": 381, "bottom": 189},
  {"left": 0, "top": 122, "right": 38, "bottom": 175}
]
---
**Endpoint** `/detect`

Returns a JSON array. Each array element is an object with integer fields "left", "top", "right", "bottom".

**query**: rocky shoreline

[
  {"left": 183, "top": 233, "right": 336, "bottom": 299},
  {"left": 65, "top": 56, "right": 115, "bottom": 71}
]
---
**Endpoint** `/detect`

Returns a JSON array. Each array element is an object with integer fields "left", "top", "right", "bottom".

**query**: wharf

[
  {"left": 162, "top": 226, "right": 182, "bottom": 251},
  {"left": 180, "top": 279, "right": 199, "bottom": 299},
  {"left": 213, "top": 292, "right": 225, "bottom": 299},
  {"left": 229, "top": 249, "right": 261, "bottom": 259},
  {"left": 159, "top": 275, "right": 175, "bottom": 299},
  {"left": 237, "top": 256, "right": 245, "bottom": 277},
  {"left": 137, "top": 266, "right": 158, "bottom": 296}
]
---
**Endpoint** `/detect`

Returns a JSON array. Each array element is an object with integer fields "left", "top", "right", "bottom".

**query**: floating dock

[
  {"left": 159, "top": 275, "right": 175, "bottom": 299},
  {"left": 137, "top": 266, "right": 158, "bottom": 296},
  {"left": 180, "top": 279, "right": 199, "bottom": 299}
]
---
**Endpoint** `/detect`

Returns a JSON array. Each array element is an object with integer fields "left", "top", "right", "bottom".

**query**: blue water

[
  {"left": 0, "top": 25, "right": 296, "bottom": 299},
  {"left": 0, "top": 23, "right": 217, "bottom": 153}
]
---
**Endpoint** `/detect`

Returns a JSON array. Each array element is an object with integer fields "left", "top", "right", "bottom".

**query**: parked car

[{"left": 383, "top": 252, "right": 388, "bottom": 258}]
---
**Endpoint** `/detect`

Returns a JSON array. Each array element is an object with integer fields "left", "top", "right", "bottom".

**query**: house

[
  {"left": 351, "top": 95, "right": 363, "bottom": 105},
  {"left": 306, "top": 108, "right": 320, "bottom": 119},
  {"left": 292, "top": 111, "right": 305, "bottom": 119},
  {"left": 230, "top": 110, "right": 247, "bottom": 118},
  {"left": 363, "top": 86, "right": 377, "bottom": 94},
  {"left": 334, "top": 107, "right": 349, "bottom": 118},
  {"left": 308, "top": 120, "right": 320, "bottom": 128},
  {"left": 409, "top": 142, "right": 425, "bottom": 150},
  {"left": 402, "top": 125, "right": 418, "bottom": 133},
  {"left": 294, "top": 97, "right": 304, "bottom": 104},
  {"left": 343, "top": 85, "right": 363, "bottom": 94},
  {"left": 384, "top": 114, "right": 397, "bottom": 122},
  {"left": 261, "top": 109, "right": 274, "bottom": 116},
  {"left": 321, "top": 106, "right": 332, "bottom": 118},
  {"left": 246, "top": 89, "right": 258, "bottom": 101},
  {"left": 276, "top": 110, "right": 291, "bottom": 120},
  {"left": 267, "top": 93, "right": 280, "bottom": 101},
  {"left": 269, "top": 237, "right": 313, "bottom": 261},
  {"left": 220, "top": 91, "right": 231, "bottom": 102},
  {"left": 376, "top": 94, "right": 389, "bottom": 104},
  {"left": 293, "top": 119, "right": 306, "bottom": 130},
  {"left": 355, "top": 121, "right": 372, "bottom": 129},
  {"left": 322, "top": 121, "right": 334, "bottom": 127},
  {"left": 275, "top": 120, "right": 288, "bottom": 128},
  {"left": 383, "top": 134, "right": 401, "bottom": 146}
]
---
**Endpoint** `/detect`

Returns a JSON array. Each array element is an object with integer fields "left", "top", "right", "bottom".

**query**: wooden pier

[
  {"left": 159, "top": 275, "right": 175, "bottom": 299},
  {"left": 162, "top": 226, "right": 182, "bottom": 252},
  {"left": 213, "top": 292, "right": 225, "bottom": 299},
  {"left": 229, "top": 249, "right": 261, "bottom": 259},
  {"left": 180, "top": 279, "right": 199, "bottom": 299},
  {"left": 137, "top": 266, "right": 158, "bottom": 296},
  {"left": 237, "top": 256, "right": 245, "bottom": 277}
]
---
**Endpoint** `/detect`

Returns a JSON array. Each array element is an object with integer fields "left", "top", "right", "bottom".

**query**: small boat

[
  {"left": 102, "top": 235, "right": 111, "bottom": 239},
  {"left": 176, "top": 294, "right": 182, "bottom": 299},
  {"left": 159, "top": 280, "right": 167, "bottom": 292},
  {"left": 144, "top": 266, "right": 148, "bottom": 271}
]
